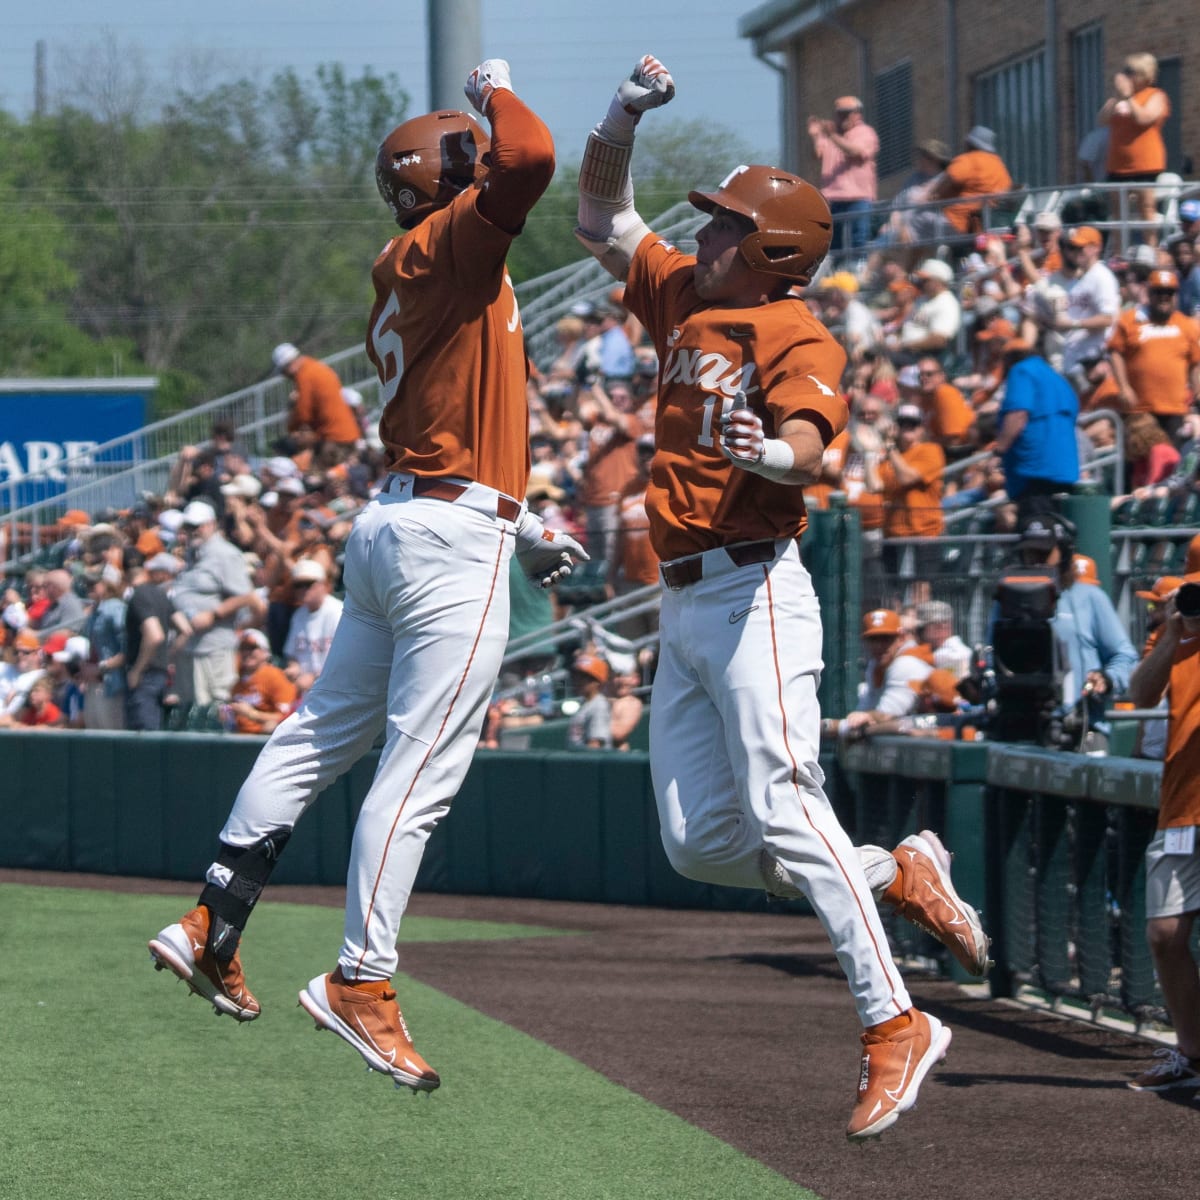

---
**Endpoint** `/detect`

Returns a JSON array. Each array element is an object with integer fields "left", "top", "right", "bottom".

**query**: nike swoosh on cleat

[
  {"left": 884, "top": 1046, "right": 915, "bottom": 1102},
  {"left": 354, "top": 1014, "right": 397, "bottom": 1064}
]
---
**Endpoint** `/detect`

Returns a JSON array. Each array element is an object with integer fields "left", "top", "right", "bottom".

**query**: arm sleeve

[{"left": 475, "top": 90, "right": 556, "bottom": 236}]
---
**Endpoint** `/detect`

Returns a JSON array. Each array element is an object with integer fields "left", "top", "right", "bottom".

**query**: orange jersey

[
  {"left": 1107, "top": 88, "right": 1169, "bottom": 175},
  {"left": 369, "top": 95, "right": 553, "bottom": 500},
  {"left": 879, "top": 441, "right": 945, "bottom": 537},
  {"left": 618, "top": 485, "right": 660, "bottom": 586},
  {"left": 1079, "top": 371, "right": 1122, "bottom": 413},
  {"left": 943, "top": 151, "right": 1013, "bottom": 232},
  {"left": 287, "top": 357, "right": 361, "bottom": 444},
  {"left": 623, "top": 233, "right": 848, "bottom": 561},
  {"left": 231, "top": 663, "right": 298, "bottom": 734},
  {"left": 923, "top": 383, "right": 976, "bottom": 445},
  {"left": 1108, "top": 308, "right": 1200, "bottom": 416},
  {"left": 1159, "top": 636, "right": 1200, "bottom": 827}
]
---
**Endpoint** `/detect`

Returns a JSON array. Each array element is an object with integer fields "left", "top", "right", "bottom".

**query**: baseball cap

[
  {"left": 60, "top": 509, "right": 91, "bottom": 528},
  {"left": 915, "top": 138, "right": 952, "bottom": 165},
  {"left": 1017, "top": 514, "right": 1074, "bottom": 550},
  {"left": 1148, "top": 268, "right": 1179, "bottom": 291},
  {"left": 1064, "top": 226, "right": 1103, "bottom": 249},
  {"left": 896, "top": 364, "right": 921, "bottom": 389},
  {"left": 571, "top": 653, "right": 610, "bottom": 683},
  {"left": 274, "top": 477, "right": 306, "bottom": 497},
  {"left": 14, "top": 628, "right": 41, "bottom": 651},
  {"left": 220, "top": 473, "right": 263, "bottom": 499},
  {"left": 569, "top": 300, "right": 599, "bottom": 321},
  {"left": 1032, "top": 211, "right": 1062, "bottom": 232},
  {"left": 1180, "top": 199, "right": 1200, "bottom": 223},
  {"left": 1135, "top": 575, "right": 1184, "bottom": 601},
  {"left": 910, "top": 668, "right": 961, "bottom": 711},
  {"left": 42, "top": 631, "right": 70, "bottom": 657},
  {"left": 819, "top": 270, "right": 860, "bottom": 294},
  {"left": 271, "top": 343, "right": 300, "bottom": 373},
  {"left": 146, "top": 551, "right": 183, "bottom": 575},
  {"left": 181, "top": 500, "right": 217, "bottom": 526},
  {"left": 265, "top": 456, "right": 301, "bottom": 479},
  {"left": 1072, "top": 554, "right": 1100, "bottom": 586},
  {"left": 291, "top": 558, "right": 327, "bottom": 584},
  {"left": 916, "top": 600, "right": 953, "bottom": 627},
  {"left": 52, "top": 635, "right": 90, "bottom": 664},
  {"left": 238, "top": 628, "right": 270, "bottom": 651},
  {"left": 915, "top": 259, "right": 954, "bottom": 283},
  {"left": 896, "top": 404, "right": 924, "bottom": 425},
  {"left": 834, "top": 95, "right": 863, "bottom": 113},
  {"left": 862, "top": 609, "right": 903, "bottom": 637}
]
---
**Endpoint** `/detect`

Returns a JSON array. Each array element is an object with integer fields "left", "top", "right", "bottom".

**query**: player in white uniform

[
  {"left": 576, "top": 55, "right": 987, "bottom": 1140},
  {"left": 149, "top": 60, "right": 585, "bottom": 1092}
]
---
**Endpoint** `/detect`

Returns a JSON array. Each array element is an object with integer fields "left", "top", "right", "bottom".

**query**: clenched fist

[
  {"left": 617, "top": 55, "right": 675, "bottom": 116},
  {"left": 465, "top": 58, "right": 512, "bottom": 116}
]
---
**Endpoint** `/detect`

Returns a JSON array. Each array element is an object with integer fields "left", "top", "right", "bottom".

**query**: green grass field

[{"left": 0, "top": 885, "right": 815, "bottom": 1200}]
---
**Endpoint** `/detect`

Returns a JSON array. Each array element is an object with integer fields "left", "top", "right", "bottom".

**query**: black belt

[
  {"left": 402, "top": 476, "right": 522, "bottom": 523},
  {"left": 660, "top": 539, "right": 779, "bottom": 591}
]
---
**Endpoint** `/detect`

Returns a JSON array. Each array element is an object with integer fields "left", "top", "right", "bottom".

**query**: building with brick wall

[{"left": 739, "top": 0, "right": 1197, "bottom": 196}]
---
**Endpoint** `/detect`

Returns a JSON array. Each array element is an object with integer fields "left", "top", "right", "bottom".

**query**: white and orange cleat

[
  {"left": 299, "top": 969, "right": 441, "bottom": 1093},
  {"left": 148, "top": 905, "right": 261, "bottom": 1021},
  {"left": 883, "top": 830, "right": 991, "bottom": 976},
  {"left": 846, "top": 1007, "right": 951, "bottom": 1142}
]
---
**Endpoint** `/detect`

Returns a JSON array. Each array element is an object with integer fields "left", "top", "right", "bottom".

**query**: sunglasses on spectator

[
  {"left": 917, "top": 369, "right": 941, "bottom": 377},
  {"left": 293, "top": 580, "right": 318, "bottom": 590}
]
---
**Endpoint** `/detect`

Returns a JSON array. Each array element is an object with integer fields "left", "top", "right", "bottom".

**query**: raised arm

[{"left": 576, "top": 55, "right": 675, "bottom": 281}]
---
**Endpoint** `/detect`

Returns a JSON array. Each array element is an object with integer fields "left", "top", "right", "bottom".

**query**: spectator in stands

[
  {"left": 1124, "top": 574, "right": 1200, "bottom": 1090},
  {"left": 124, "top": 551, "right": 189, "bottom": 731},
  {"left": 889, "top": 259, "right": 961, "bottom": 361},
  {"left": 272, "top": 342, "right": 361, "bottom": 465},
  {"left": 282, "top": 559, "right": 343, "bottom": 700},
  {"left": 903, "top": 126, "right": 1013, "bottom": 247},
  {"left": 1013, "top": 212, "right": 1064, "bottom": 282},
  {"left": 1099, "top": 53, "right": 1170, "bottom": 249},
  {"left": 0, "top": 628, "right": 46, "bottom": 723},
  {"left": 994, "top": 341, "right": 1079, "bottom": 521},
  {"left": 914, "top": 357, "right": 975, "bottom": 453},
  {"left": 1013, "top": 514, "right": 1137, "bottom": 741},
  {"left": 83, "top": 568, "right": 127, "bottom": 730},
  {"left": 547, "top": 313, "right": 587, "bottom": 384},
  {"left": 45, "top": 633, "right": 87, "bottom": 728},
  {"left": 955, "top": 299, "right": 1015, "bottom": 413},
  {"left": 1051, "top": 226, "right": 1122, "bottom": 386},
  {"left": 1108, "top": 268, "right": 1200, "bottom": 442},
  {"left": 172, "top": 500, "right": 263, "bottom": 714},
  {"left": 915, "top": 599, "right": 972, "bottom": 680},
  {"left": 868, "top": 139, "right": 954, "bottom": 255},
  {"left": 34, "top": 569, "right": 87, "bottom": 637},
  {"left": 566, "top": 652, "right": 612, "bottom": 750},
  {"left": 1130, "top": 575, "right": 1179, "bottom": 762},
  {"left": 824, "top": 608, "right": 933, "bottom": 738},
  {"left": 225, "top": 628, "right": 297, "bottom": 735},
  {"left": 1121, "top": 411, "right": 1181, "bottom": 495},
  {"left": 616, "top": 436, "right": 659, "bottom": 600},
  {"left": 817, "top": 274, "right": 881, "bottom": 360},
  {"left": 1077, "top": 353, "right": 1123, "bottom": 413},
  {"left": 579, "top": 302, "right": 636, "bottom": 382},
  {"left": 806, "top": 95, "right": 879, "bottom": 252},
  {"left": 15, "top": 675, "right": 62, "bottom": 729},
  {"left": 878, "top": 403, "right": 945, "bottom": 597},
  {"left": 608, "top": 668, "right": 645, "bottom": 752},
  {"left": 1167, "top": 233, "right": 1200, "bottom": 318}
]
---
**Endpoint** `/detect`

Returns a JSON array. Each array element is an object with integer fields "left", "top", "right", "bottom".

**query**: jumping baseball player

[
  {"left": 149, "top": 59, "right": 585, "bottom": 1092},
  {"left": 576, "top": 56, "right": 987, "bottom": 1140}
]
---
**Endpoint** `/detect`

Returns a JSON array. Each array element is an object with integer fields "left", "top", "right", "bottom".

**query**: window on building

[
  {"left": 974, "top": 49, "right": 1051, "bottom": 187},
  {"left": 873, "top": 62, "right": 913, "bottom": 179}
]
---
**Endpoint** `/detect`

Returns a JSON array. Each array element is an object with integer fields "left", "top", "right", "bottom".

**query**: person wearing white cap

[
  {"left": 282, "top": 558, "right": 342, "bottom": 699},
  {"left": 46, "top": 634, "right": 90, "bottom": 728},
  {"left": 172, "top": 497, "right": 264, "bottom": 711},
  {"left": 894, "top": 259, "right": 961, "bottom": 358},
  {"left": 271, "top": 342, "right": 360, "bottom": 464}
]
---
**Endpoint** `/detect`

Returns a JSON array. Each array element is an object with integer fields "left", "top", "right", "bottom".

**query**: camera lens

[{"left": 1176, "top": 582, "right": 1200, "bottom": 619}]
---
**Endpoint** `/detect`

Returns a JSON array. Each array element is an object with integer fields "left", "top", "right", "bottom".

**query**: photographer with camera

[
  {"left": 1124, "top": 573, "right": 1200, "bottom": 1089},
  {"left": 993, "top": 515, "right": 1136, "bottom": 749}
]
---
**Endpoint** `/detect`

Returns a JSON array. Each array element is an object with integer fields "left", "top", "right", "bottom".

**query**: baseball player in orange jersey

[
  {"left": 149, "top": 59, "right": 586, "bottom": 1092},
  {"left": 577, "top": 56, "right": 988, "bottom": 1140}
]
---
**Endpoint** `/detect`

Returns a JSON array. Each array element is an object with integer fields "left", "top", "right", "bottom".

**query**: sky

[{"left": 1, "top": 1, "right": 783, "bottom": 163}]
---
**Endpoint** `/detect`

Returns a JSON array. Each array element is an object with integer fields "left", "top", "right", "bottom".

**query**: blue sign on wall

[{"left": 0, "top": 381, "right": 153, "bottom": 512}]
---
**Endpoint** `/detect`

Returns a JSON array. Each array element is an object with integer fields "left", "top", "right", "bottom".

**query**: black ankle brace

[{"left": 197, "top": 829, "right": 291, "bottom": 962}]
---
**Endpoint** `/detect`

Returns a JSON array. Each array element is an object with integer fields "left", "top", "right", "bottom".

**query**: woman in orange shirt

[
  {"left": 1100, "top": 52, "right": 1170, "bottom": 246},
  {"left": 879, "top": 403, "right": 945, "bottom": 603}
]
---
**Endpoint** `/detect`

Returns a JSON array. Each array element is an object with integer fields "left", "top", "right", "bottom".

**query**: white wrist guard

[
  {"left": 739, "top": 438, "right": 795, "bottom": 482},
  {"left": 579, "top": 132, "right": 633, "bottom": 202},
  {"left": 597, "top": 94, "right": 639, "bottom": 146}
]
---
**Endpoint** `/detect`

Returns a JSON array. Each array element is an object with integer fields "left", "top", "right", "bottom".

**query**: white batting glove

[
  {"left": 465, "top": 58, "right": 512, "bottom": 117},
  {"left": 719, "top": 407, "right": 766, "bottom": 466},
  {"left": 617, "top": 55, "right": 675, "bottom": 115},
  {"left": 514, "top": 509, "right": 590, "bottom": 588}
]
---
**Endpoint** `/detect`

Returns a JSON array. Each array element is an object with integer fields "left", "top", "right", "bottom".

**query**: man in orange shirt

[
  {"left": 915, "top": 357, "right": 976, "bottom": 451},
  {"left": 1108, "top": 268, "right": 1200, "bottom": 441},
  {"left": 577, "top": 53, "right": 986, "bottom": 1143},
  {"left": 879, "top": 403, "right": 945, "bottom": 594},
  {"left": 905, "top": 126, "right": 1013, "bottom": 245},
  {"left": 150, "top": 60, "right": 585, "bottom": 1092},
  {"left": 1125, "top": 574, "right": 1200, "bottom": 1089},
  {"left": 272, "top": 344, "right": 362, "bottom": 464},
  {"left": 226, "top": 629, "right": 297, "bottom": 735}
]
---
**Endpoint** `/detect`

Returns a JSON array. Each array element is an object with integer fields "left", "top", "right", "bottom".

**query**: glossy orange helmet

[
  {"left": 375, "top": 110, "right": 491, "bottom": 228},
  {"left": 688, "top": 165, "right": 832, "bottom": 284}
]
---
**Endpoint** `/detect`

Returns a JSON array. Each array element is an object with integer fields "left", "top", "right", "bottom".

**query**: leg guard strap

[{"left": 198, "top": 830, "right": 291, "bottom": 961}]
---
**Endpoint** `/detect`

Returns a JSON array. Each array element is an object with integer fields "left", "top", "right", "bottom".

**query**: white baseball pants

[
  {"left": 650, "top": 539, "right": 911, "bottom": 1027},
  {"left": 214, "top": 483, "right": 513, "bottom": 980}
]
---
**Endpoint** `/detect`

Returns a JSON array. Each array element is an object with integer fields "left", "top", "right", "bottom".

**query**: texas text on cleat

[
  {"left": 883, "top": 829, "right": 991, "bottom": 976},
  {"left": 846, "top": 1008, "right": 951, "bottom": 1141},
  {"left": 148, "top": 905, "right": 261, "bottom": 1021},
  {"left": 299, "top": 969, "right": 441, "bottom": 1093}
]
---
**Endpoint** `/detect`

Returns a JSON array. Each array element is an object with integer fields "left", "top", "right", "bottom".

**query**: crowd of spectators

[{"left": 4, "top": 104, "right": 1200, "bottom": 749}]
